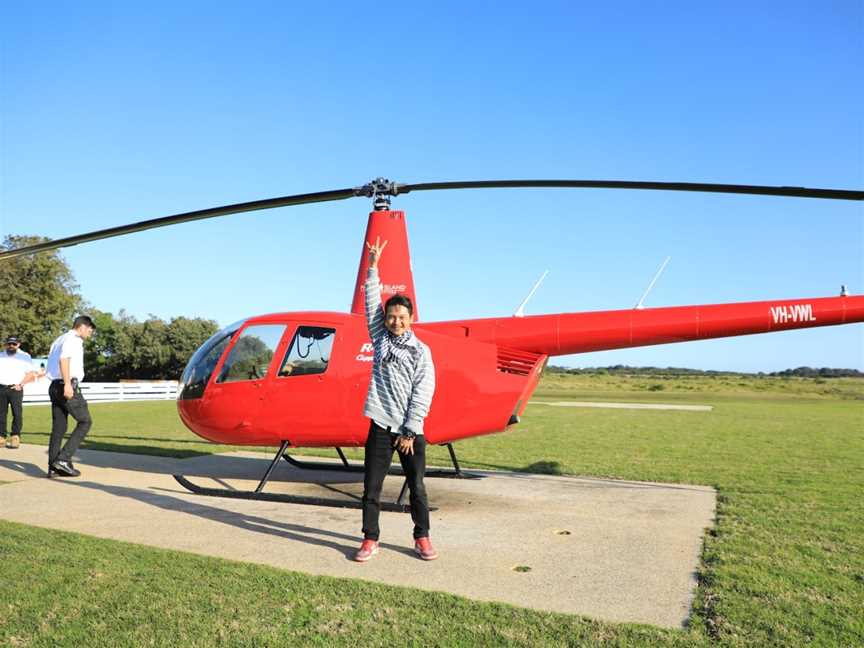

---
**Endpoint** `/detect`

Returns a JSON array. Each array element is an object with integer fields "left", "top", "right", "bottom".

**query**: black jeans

[
  {"left": 0, "top": 384, "right": 24, "bottom": 437},
  {"left": 48, "top": 379, "right": 92, "bottom": 464},
  {"left": 361, "top": 421, "right": 429, "bottom": 541}
]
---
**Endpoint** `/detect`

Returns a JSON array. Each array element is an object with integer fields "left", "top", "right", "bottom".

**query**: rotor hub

[{"left": 355, "top": 177, "right": 404, "bottom": 211}]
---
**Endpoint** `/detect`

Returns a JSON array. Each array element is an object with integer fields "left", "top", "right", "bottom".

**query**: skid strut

[
  {"left": 173, "top": 441, "right": 411, "bottom": 512},
  {"left": 284, "top": 443, "right": 481, "bottom": 479}
]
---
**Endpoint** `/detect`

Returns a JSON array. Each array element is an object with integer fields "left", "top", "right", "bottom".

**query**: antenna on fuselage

[
  {"left": 635, "top": 256, "right": 671, "bottom": 309},
  {"left": 514, "top": 270, "right": 549, "bottom": 317}
]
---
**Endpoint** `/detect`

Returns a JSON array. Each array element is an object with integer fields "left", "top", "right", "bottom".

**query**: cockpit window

[
  {"left": 278, "top": 326, "right": 335, "bottom": 377},
  {"left": 178, "top": 320, "right": 243, "bottom": 400},
  {"left": 217, "top": 324, "right": 286, "bottom": 383}
]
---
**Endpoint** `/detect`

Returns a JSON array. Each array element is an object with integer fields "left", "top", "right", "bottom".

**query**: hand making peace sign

[{"left": 366, "top": 236, "right": 388, "bottom": 269}]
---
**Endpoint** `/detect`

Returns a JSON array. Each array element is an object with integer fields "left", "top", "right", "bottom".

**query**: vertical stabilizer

[{"left": 351, "top": 210, "right": 420, "bottom": 320}]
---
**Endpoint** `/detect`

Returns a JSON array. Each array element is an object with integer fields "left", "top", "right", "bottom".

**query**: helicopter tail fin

[{"left": 351, "top": 209, "right": 420, "bottom": 321}]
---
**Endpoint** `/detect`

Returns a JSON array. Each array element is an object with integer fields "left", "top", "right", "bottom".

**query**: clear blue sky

[{"left": 1, "top": 2, "right": 862, "bottom": 371}]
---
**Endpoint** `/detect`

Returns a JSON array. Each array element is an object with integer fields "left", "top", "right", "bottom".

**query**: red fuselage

[
  {"left": 177, "top": 295, "right": 863, "bottom": 448},
  {"left": 176, "top": 208, "right": 863, "bottom": 448},
  {"left": 176, "top": 311, "right": 544, "bottom": 447}
]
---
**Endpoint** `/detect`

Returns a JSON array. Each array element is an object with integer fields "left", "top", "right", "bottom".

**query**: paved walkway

[{"left": 0, "top": 444, "right": 715, "bottom": 628}]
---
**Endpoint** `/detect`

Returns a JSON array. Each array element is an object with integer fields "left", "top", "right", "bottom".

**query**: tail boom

[{"left": 419, "top": 295, "right": 864, "bottom": 356}]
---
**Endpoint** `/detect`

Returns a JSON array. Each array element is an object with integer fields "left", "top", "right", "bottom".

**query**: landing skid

[
  {"left": 172, "top": 440, "right": 446, "bottom": 512},
  {"left": 284, "top": 442, "right": 482, "bottom": 480},
  {"left": 172, "top": 474, "right": 412, "bottom": 510}
]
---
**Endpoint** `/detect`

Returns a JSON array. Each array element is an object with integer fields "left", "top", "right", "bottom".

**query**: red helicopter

[{"left": 3, "top": 179, "right": 863, "bottom": 508}]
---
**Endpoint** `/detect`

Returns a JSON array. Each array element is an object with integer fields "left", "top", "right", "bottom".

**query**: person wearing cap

[
  {"left": 45, "top": 316, "right": 96, "bottom": 477},
  {"left": 0, "top": 336, "right": 38, "bottom": 449}
]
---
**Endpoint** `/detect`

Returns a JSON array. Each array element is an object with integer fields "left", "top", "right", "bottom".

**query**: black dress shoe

[{"left": 50, "top": 460, "right": 81, "bottom": 477}]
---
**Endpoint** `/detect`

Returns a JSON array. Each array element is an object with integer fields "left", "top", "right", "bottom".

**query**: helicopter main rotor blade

[
  {"left": 2, "top": 178, "right": 860, "bottom": 261},
  {"left": 395, "top": 180, "right": 864, "bottom": 201},
  {"left": 0, "top": 187, "right": 357, "bottom": 261}
]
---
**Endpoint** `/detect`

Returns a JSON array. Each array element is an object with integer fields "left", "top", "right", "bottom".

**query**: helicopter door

[
  {"left": 276, "top": 325, "right": 335, "bottom": 378},
  {"left": 205, "top": 323, "right": 287, "bottom": 439},
  {"left": 266, "top": 324, "right": 339, "bottom": 441}
]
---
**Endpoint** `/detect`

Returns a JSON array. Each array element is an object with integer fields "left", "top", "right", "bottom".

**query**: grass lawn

[{"left": 2, "top": 374, "right": 862, "bottom": 646}]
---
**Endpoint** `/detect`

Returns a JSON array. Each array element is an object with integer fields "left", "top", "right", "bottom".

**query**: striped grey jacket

[{"left": 363, "top": 267, "right": 436, "bottom": 435}]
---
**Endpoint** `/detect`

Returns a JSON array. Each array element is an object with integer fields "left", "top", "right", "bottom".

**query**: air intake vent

[{"left": 497, "top": 347, "right": 542, "bottom": 376}]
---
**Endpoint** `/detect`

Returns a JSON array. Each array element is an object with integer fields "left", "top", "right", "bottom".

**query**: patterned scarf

[{"left": 378, "top": 329, "right": 417, "bottom": 365}]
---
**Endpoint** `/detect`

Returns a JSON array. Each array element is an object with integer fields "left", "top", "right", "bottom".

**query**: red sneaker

[
  {"left": 354, "top": 539, "right": 379, "bottom": 562},
  {"left": 414, "top": 537, "right": 439, "bottom": 561}
]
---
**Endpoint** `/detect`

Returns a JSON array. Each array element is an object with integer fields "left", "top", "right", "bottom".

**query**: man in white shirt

[
  {"left": 46, "top": 316, "right": 96, "bottom": 477},
  {"left": 0, "top": 336, "right": 37, "bottom": 449}
]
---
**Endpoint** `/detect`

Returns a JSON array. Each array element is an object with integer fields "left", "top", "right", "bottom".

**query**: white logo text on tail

[{"left": 770, "top": 303, "right": 816, "bottom": 325}]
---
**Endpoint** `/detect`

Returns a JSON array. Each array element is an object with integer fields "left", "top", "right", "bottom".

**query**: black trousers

[
  {"left": 48, "top": 379, "right": 92, "bottom": 464},
  {"left": 361, "top": 420, "right": 429, "bottom": 541},
  {"left": 0, "top": 385, "right": 24, "bottom": 437}
]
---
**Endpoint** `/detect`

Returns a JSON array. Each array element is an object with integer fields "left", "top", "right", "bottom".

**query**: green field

[{"left": 2, "top": 374, "right": 862, "bottom": 646}]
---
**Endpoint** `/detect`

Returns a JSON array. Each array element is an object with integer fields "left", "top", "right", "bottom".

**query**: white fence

[{"left": 23, "top": 380, "right": 179, "bottom": 405}]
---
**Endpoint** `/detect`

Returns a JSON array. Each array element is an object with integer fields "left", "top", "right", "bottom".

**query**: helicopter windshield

[
  {"left": 216, "top": 324, "right": 286, "bottom": 383},
  {"left": 178, "top": 320, "right": 244, "bottom": 400}
]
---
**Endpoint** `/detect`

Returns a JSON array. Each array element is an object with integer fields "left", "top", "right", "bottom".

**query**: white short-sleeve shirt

[
  {"left": 47, "top": 331, "right": 86, "bottom": 381},
  {"left": 0, "top": 350, "right": 33, "bottom": 385}
]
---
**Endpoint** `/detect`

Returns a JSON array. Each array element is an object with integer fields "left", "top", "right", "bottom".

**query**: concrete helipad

[{"left": 0, "top": 444, "right": 715, "bottom": 628}]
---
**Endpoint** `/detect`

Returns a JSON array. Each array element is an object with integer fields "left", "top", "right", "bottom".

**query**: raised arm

[{"left": 364, "top": 237, "right": 388, "bottom": 342}]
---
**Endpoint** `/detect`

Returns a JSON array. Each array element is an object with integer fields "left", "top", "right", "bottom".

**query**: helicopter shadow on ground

[
  {"left": 59, "top": 479, "right": 415, "bottom": 560},
  {"left": 0, "top": 457, "right": 47, "bottom": 479},
  {"left": 2, "top": 447, "right": 372, "bottom": 507},
  {"left": 67, "top": 447, "right": 369, "bottom": 486}
]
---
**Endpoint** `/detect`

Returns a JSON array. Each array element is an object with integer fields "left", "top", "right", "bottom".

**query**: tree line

[
  {"left": 547, "top": 365, "right": 863, "bottom": 378},
  {"left": 84, "top": 310, "right": 218, "bottom": 381},
  {"left": 1, "top": 235, "right": 217, "bottom": 381}
]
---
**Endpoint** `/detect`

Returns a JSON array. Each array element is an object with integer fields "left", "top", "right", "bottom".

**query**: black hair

[
  {"left": 384, "top": 294, "right": 413, "bottom": 316},
  {"left": 73, "top": 315, "right": 96, "bottom": 330}
]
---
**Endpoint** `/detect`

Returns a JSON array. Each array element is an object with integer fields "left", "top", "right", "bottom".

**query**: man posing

[
  {"left": 46, "top": 316, "right": 96, "bottom": 477},
  {"left": 355, "top": 237, "right": 438, "bottom": 562},
  {"left": 0, "top": 336, "right": 37, "bottom": 449}
]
